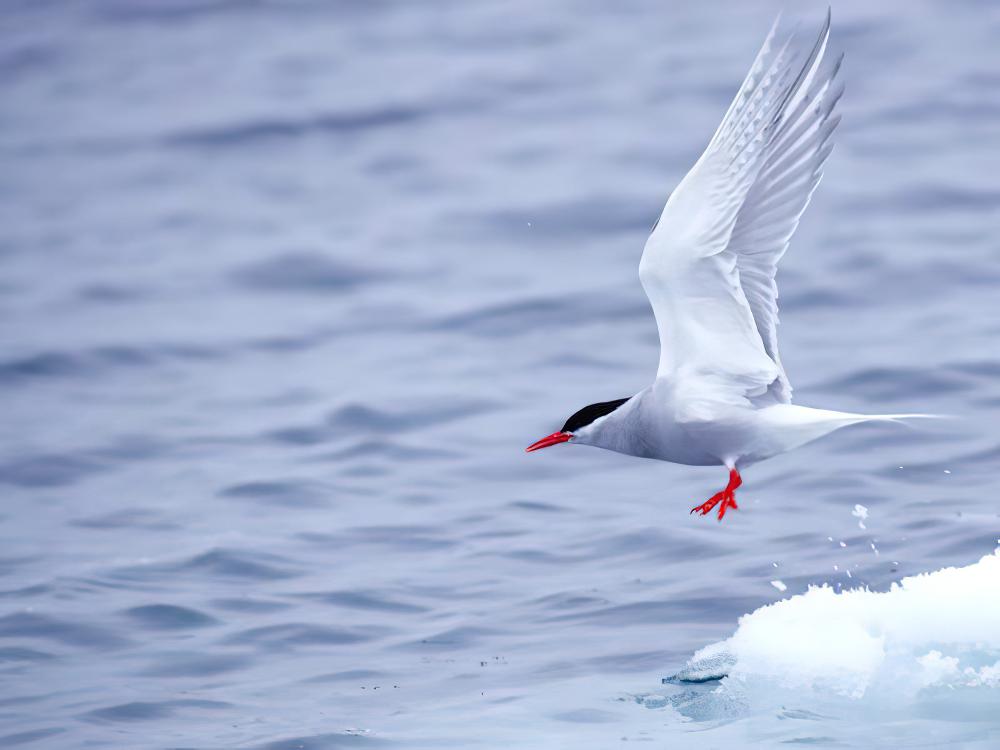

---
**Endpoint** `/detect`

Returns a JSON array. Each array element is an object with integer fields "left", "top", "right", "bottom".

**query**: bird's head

[{"left": 525, "top": 397, "right": 631, "bottom": 452}]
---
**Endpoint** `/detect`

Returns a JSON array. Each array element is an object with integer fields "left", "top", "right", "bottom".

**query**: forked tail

[
  {"left": 754, "top": 405, "right": 943, "bottom": 460},
  {"left": 856, "top": 413, "right": 944, "bottom": 425}
]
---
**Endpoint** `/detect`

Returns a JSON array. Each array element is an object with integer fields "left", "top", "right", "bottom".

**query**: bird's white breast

[{"left": 573, "top": 381, "right": 722, "bottom": 467}]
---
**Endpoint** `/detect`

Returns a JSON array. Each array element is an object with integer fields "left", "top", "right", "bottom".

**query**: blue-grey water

[{"left": 2, "top": 1, "right": 999, "bottom": 747}]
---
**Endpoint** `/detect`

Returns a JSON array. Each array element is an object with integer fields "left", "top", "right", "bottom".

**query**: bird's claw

[
  {"left": 716, "top": 492, "right": 738, "bottom": 520},
  {"left": 690, "top": 469, "right": 742, "bottom": 521},
  {"left": 690, "top": 490, "right": 726, "bottom": 517},
  {"left": 689, "top": 490, "right": 738, "bottom": 520}
]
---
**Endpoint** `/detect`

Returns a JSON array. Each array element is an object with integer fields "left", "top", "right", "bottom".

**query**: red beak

[{"left": 525, "top": 431, "right": 572, "bottom": 452}]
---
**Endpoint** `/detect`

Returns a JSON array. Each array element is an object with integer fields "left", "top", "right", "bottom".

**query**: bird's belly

[
  {"left": 609, "top": 418, "right": 720, "bottom": 466},
  {"left": 645, "top": 437, "right": 720, "bottom": 466}
]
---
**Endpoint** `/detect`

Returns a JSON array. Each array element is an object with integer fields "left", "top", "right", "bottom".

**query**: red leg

[{"left": 690, "top": 468, "right": 742, "bottom": 521}]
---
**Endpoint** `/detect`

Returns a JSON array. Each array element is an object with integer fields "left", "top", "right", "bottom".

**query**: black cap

[{"left": 561, "top": 397, "right": 630, "bottom": 433}]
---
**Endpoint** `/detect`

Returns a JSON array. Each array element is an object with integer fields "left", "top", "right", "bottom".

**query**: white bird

[{"left": 526, "top": 12, "right": 930, "bottom": 521}]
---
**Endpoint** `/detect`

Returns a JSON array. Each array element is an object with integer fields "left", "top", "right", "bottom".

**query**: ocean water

[{"left": 2, "top": 0, "right": 999, "bottom": 747}]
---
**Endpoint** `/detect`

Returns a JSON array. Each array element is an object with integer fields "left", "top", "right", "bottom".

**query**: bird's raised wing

[{"left": 640, "top": 12, "right": 842, "bottom": 411}]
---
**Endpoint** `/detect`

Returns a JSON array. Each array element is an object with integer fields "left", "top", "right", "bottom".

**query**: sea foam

[{"left": 672, "top": 550, "right": 1000, "bottom": 719}]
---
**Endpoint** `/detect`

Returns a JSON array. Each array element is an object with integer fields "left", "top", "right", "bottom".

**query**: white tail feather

[
  {"left": 752, "top": 405, "right": 943, "bottom": 462},
  {"left": 856, "top": 413, "right": 945, "bottom": 425}
]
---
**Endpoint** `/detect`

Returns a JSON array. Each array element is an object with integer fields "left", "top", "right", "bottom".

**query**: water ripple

[
  {"left": 218, "top": 479, "right": 333, "bottom": 508},
  {"left": 230, "top": 252, "right": 382, "bottom": 294},
  {"left": 109, "top": 548, "right": 301, "bottom": 583},
  {"left": 0, "top": 612, "right": 130, "bottom": 650},
  {"left": 226, "top": 623, "right": 375, "bottom": 649},
  {"left": 82, "top": 699, "right": 231, "bottom": 724},
  {"left": 0, "top": 453, "right": 104, "bottom": 488},
  {"left": 122, "top": 604, "right": 219, "bottom": 631},
  {"left": 166, "top": 105, "right": 430, "bottom": 149}
]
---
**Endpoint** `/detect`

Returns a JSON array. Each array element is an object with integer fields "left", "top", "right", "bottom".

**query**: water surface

[{"left": 2, "top": 1, "right": 999, "bottom": 747}]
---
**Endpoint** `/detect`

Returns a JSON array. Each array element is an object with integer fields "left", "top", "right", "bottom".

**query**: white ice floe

[{"left": 674, "top": 550, "right": 1000, "bottom": 710}]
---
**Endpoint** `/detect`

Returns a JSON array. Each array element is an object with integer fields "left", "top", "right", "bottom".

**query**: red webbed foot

[{"left": 690, "top": 468, "right": 742, "bottom": 521}]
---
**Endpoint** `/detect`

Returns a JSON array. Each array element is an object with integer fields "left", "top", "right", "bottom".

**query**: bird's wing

[{"left": 639, "top": 12, "right": 843, "bottom": 413}]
